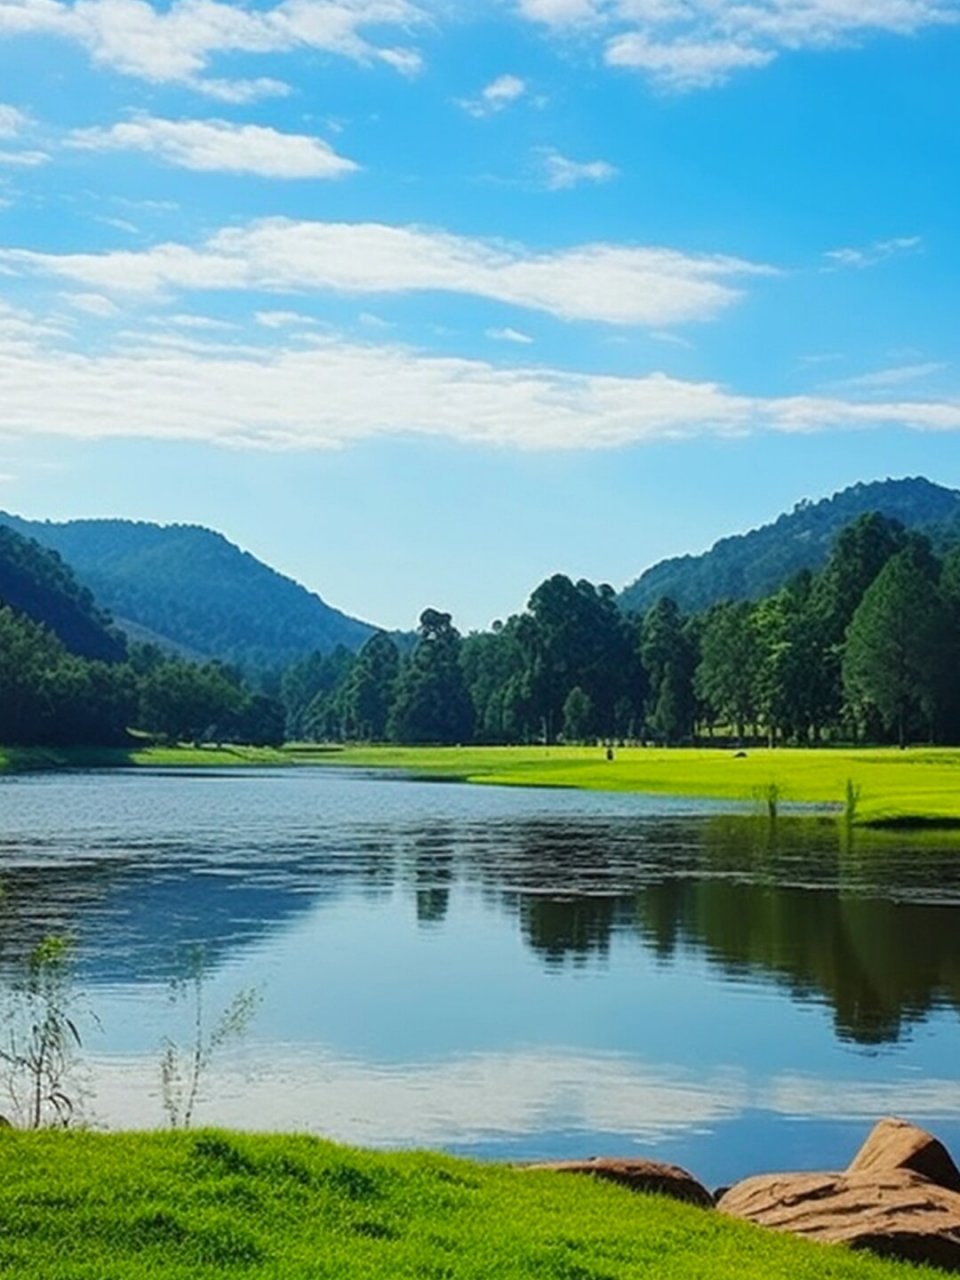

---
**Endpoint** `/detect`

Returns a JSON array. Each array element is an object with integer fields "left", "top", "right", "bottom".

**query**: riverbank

[
  {"left": 301, "top": 744, "right": 960, "bottom": 828},
  {"left": 3, "top": 742, "right": 960, "bottom": 828},
  {"left": 0, "top": 1129, "right": 941, "bottom": 1280}
]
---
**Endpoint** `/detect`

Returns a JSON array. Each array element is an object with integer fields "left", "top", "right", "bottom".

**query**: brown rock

[
  {"left": 717, "top": 1169, "right": 960, "bottom": 1272},
  {"left": 520, "top": 1157, "right": 714, "bottom": 1208},
  {"left": 848, "top": 1116, "right": 960, "bottom": 1193}
]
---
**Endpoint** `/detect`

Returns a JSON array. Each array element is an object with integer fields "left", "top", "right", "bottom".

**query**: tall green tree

[
  {"left": 694, "top": 601, "right": 759, "bottom": 740},
  {"left": 562, "top": 686, "right": 593, "bottom": 742},
  {"left": 460, "top": 620, "right": 527, "bottom": 743},
  {"left": 843, "top": 539, "right": 947, "bottom": 746},
  {"left": 638, "top": 598, "right": 695, "bottom": 743},
  {"left": 388, "top": 610, "right": 474, "bottom": 744},
  {"left": 520, "top": 576, "right": 636, "bottom": 742},
  {"left": 341, "top": 631, "right": 399, "bottom": 741}
]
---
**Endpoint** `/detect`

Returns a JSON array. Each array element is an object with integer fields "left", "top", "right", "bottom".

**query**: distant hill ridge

[
  {"left": 0, "top": 523, "right": 126, "bottom": 662},
  {"left": 619, "top": 476, "right": 960, "bottom": 615},
  {"left": 0, "top": 515, "right": 375, "bottom": 669}
]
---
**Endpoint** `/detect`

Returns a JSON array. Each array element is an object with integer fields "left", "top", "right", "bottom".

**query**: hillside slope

[
  {"left": 0, "top": 516, "right": 374, "bottom": 669},
  {"left": 620, "top": 476, "right": 960, "bottom": 615},
  {"left": 0, "top": 524, "right": 125, "bottom": 661}
]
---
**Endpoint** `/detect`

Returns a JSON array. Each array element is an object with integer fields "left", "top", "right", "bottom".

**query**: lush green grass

[
  {"left": 0, "top": 743, "right": 291, "bottom": 773},
  {"left": 5, "top": 741, "right": 960, "bottom": 827},
  {"left": 305, "top": 743, "right": 960, "bottom": 827},
  {"left": 0, "top": 1129, "right": 939, "bottom": 1280}
]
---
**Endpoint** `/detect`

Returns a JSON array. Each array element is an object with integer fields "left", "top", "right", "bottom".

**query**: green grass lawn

[
  {"left": 4, "top": 741, "right": 960, "bottom": 827},
  {"left": 0, "top": 743, "right": 290, "bottom": 772},
  {"left": 0, "top": 1129, "right": 941, "bottom": 1280},
  {"left": 297, "top": 743, "right": 960, "bottom": 828}
]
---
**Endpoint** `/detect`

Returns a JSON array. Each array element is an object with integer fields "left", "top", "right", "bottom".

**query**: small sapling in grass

[
  {"left": 160, "top": 944, "right": 261, "bottom": 1130},
  {"left": 0, "top": 935, "right": 92, "bottom": 1128}
]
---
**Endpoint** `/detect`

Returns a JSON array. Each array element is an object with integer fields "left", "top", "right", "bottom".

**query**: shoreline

[{"left": 5, "top": 741, "right": 960, "bottom": 829}]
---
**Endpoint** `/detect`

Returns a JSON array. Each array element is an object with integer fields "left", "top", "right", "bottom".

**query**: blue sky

[{"left": 0, "top": 0, "right": 958, "bottom": 631}]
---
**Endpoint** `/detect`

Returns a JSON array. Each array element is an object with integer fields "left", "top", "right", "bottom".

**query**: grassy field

[
  {"left": 299, "top": 743, "right": 960, "bottom": 827},
  {"left": 4, "top": 741, "right": 960, "bottom": 827},
  {"left": 0, "top": 1129, "right": 940, "bottom": 1280},
  {"left": 0, "top": 743, "right": 291, "bottom": 772}
]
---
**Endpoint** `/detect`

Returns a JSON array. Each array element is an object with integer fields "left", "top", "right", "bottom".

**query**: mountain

[
  {"left": 0, "top": 524, "right": 125, "bottom": 661},
  {"left": 619, "top": 476, "right": 960, "bottom": 616},
  {"left": 0, "top": 516, "right": 375, "bottom": 669}
]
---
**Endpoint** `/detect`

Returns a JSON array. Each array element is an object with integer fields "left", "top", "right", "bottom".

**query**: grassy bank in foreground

[
  {"left": 0, "top": 1130, "right": 937, "bottom": 1280},
  {"left": 303, "top": 744, "right": 960, "bottom": 827}
]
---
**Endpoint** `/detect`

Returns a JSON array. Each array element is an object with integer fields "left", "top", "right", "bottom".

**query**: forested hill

[
  {"left": 619, "top": 476, "right": 960, "bottom": 616},
  {"left": 0, "top": 515, "right": 374, "bottom": 670},
  {"left": 0, "top": 524, "right": 125, "bottom": 661}
]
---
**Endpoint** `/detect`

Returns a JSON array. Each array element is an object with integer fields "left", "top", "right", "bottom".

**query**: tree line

[
  {"left": 283, "top": 514, "right": 960, "bottom": 749},
  {"left": 3, "top": 510, "right": 959, "bottom": 750},
  {"left": 0, "top": 604, "right": 284, "bottom": 748}
]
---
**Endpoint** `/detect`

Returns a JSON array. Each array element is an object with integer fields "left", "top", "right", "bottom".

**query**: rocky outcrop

[
  {"left": 520, "top": 1157, "right": 714, "bottom": 1209},
  {"left": 717, "top": 1118, "right": 960, "bottom": 1272},
  {"left": 848, "top": 1116, "right": 960, "bottom": 1193}
]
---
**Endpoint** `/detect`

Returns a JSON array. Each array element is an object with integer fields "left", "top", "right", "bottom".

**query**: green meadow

[
  {"left": 0, "top": 1129, "right": 941, "bottom": 1280},
  {"left": 299, "top": 743, "right": 960, "bottom": 828},
  {"left": 5, "top": 742, "right": 960, "bottom": 827}
]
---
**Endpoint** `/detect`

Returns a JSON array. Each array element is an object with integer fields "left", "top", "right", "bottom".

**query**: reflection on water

[{"left": 1, "top": 768, "right": 960, "bottom": 1180}]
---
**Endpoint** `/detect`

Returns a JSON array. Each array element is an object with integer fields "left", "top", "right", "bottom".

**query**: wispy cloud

[
  {"left": 517, "top": 0, "right": 602, "bottom": 25},
  {"left": 0, "top": 0, "right": 427, "bottom": 97},
  {"left": 62, "top": 291, "right": 119, "bottom": 317},
  {"left": 823, "top": 235, "right": 923, "bottom": 270},
  {"left": 458, "top": 73, "right": 527, "bottom": 117},
  {"left": 0, "top": 103, "right": 28, "bottom": 138},
  {"left": 1, "top": 217, "right": 774, "bottom": 327},
  {"left": 825, "top": 361, "right": 947, "bottom": 392},
  {"left": 606, "top": 33, "right": 774, "bottom": 89},
  {"left": 255, "top": 310, "right": 318, "bottom": 329},
  {"left": 537, "top": 147, "right": 618, "bottom": 190},
  {"left": 1, "top": 308, "right": 959, "bottom": 452},
  {"left": 486, "top": 326, "right": 534, "bottom": 343},
  {"left": 69, "top": 116, "right": 359, "bottom": 180},
  {"left": 518, "top": 0, "right": 959, "bottom": 89},
  {"left": 0, "top": 148, "right": 49, "bottom": 167}
]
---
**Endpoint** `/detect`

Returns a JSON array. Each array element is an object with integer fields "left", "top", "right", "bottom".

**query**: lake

[{"left": 1, "top": 765, "right": 959, "bottom": 1187}]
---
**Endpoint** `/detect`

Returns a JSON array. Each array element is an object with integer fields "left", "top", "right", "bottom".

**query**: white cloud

[
  {"left": 459, "top": 73, "right": 527, "bottom": 117},
  {"left": 63, "top": 291, "right": 120, "bottom": 316},
  {"left": 650, "top": 329, "right": 694, "bottom": 349},
  {"left": 487, "top": 326, "right": 534, "bottom": 343},
  {"left": 0, "top": 0, "right": 428, "bottom": 97},
  {"left": 1, "top": 312, "right": 959, "bottom": 452},
  {"left": 0, "top": 148, "right": 50, "bottom": 167},
  {"left": 517, "top": 0, "right": 603, "bottom": 25},
  {"left": 517, "top": 0, "right": 960, "bottom": 89},
  {"left": 606, "top": 33, "right": 774, "bottom": 88},
  {"left": 826, "top": 361, "right": 947, "bottom": 391},
  {"left": 538, "top": 147, "right": 618, "bottom": 190},
  {"left": 194, "top": 76, "right": 291, "bottom": 104},
  {"left": 69, "top": 115, "right": 359, "bottom": 179},
  {"left": 162, "top": 312, "right": 237, "bottom": 330},
  {"left": 0, "top": 104, "right": 28, "bottom": 138},
  {"left": 1, "top": 217, "right": 773, "bottom": 327},
  {"left": 823, "top": 235, "right": 923, "bottom": 269},
  {"left": 255, "top": 309, "right": 318, "bottom": 327}
]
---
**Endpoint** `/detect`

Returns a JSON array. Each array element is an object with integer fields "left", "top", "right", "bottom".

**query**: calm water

[{"left": 2, "top": 766, "right": 960, "bottom": 1186}]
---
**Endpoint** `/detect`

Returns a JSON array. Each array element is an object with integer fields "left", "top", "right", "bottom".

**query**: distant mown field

[
  {"left": 0, "top": 1129, "right": 942, "bottom": 1280},
  {"left": 297, "top": 743, "right": 960, "bottom": 828},
  {"left": 3, "top": 742, "right": 960, "bottom": 827}
]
